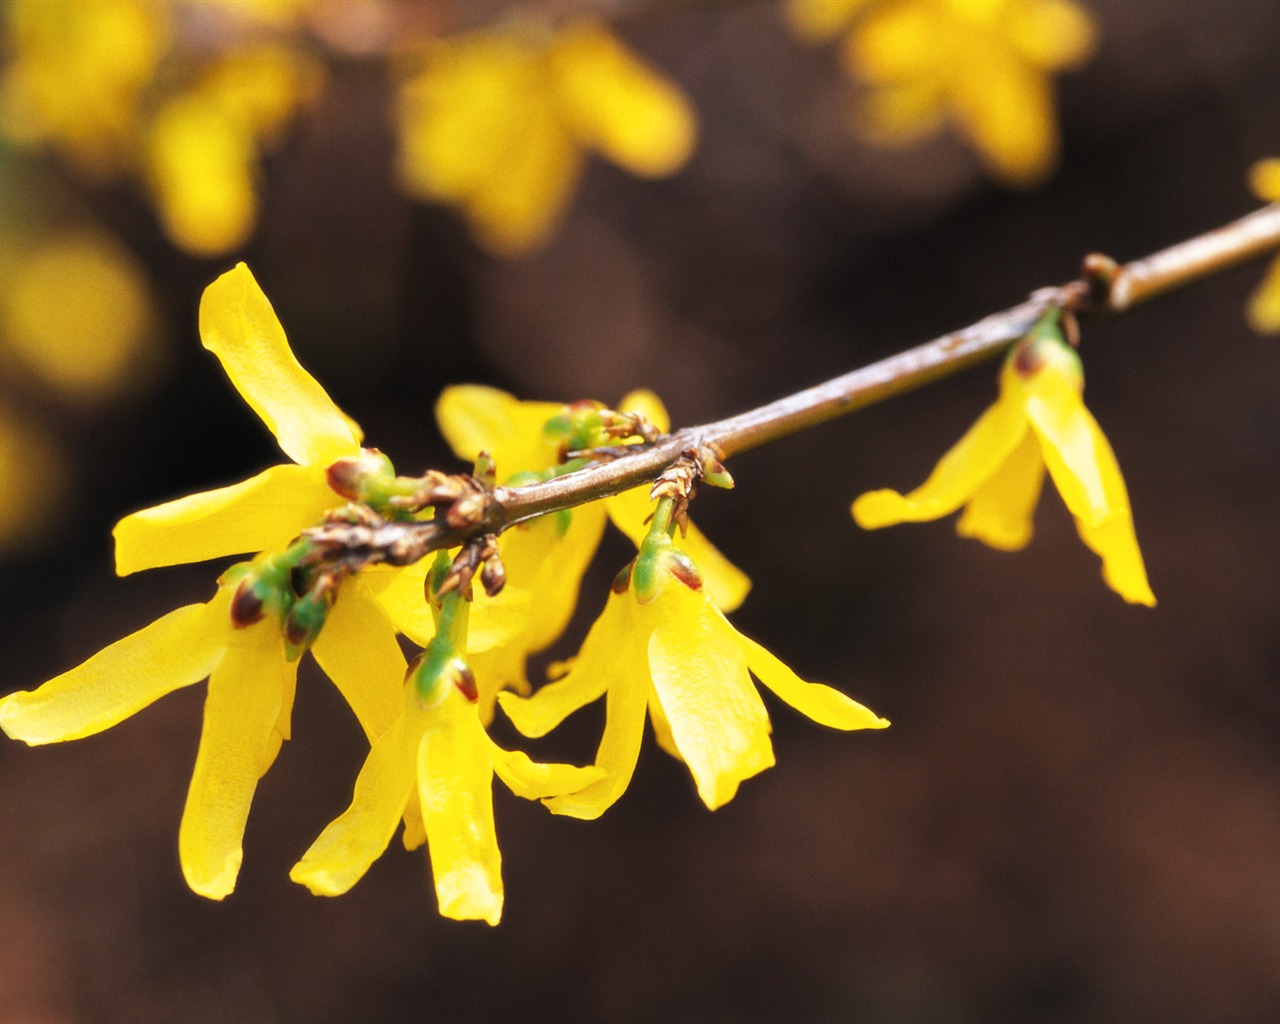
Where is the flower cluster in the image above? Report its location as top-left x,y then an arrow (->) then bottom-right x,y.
786,0 -> 1096,186
0,264 -> 886,924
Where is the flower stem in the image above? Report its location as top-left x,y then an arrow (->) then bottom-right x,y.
311,202 -> 1280,565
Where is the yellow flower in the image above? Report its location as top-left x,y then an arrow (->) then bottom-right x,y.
790,0 -> 1095,186
1246,158 -> 1280,333
0,0 -> 167,176
291,588 -> 600,925
375,385 -> 750,719
852,316 -> 1155,606
112,262 -> 364,575
499,549 -> 888,818
0,262 -> 407,897
395,17 -> 696,255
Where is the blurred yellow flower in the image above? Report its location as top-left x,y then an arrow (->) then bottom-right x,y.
500,546 -> 887,819
396,17 -> 696,254
0,0 -> 167,176
145,46 -> 323,255
0,407 -> 66,551
852,315 -> 1155,605
0,0 -> 321,254
788,0 -> 1095,185
1246,158 -> 1280,333
1,229 -> 158,399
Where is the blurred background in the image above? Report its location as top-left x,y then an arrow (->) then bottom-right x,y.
2,0 -> 1280,1021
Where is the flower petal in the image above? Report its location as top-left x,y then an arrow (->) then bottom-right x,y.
434,384 -> 565,480
0,597 -> 228,745
496,589 -> 625,739
418,689 -> 503,925
199,262 -> 362,467
647,582 -> 774,810
551,21 -> 696,178
737,625 -> 889,731
488,742 -> 603,800
1024,382 -> 1155,606
1247,255 -> 1280,334
853,389 -> 1030,529
179,619 -> 295,899
955,429 -> 1046,550
290,707 -> 419,896
113,462 -> 337,576
310,578 -> 406,742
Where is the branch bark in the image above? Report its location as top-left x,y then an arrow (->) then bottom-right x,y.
307,202 -> 1280,567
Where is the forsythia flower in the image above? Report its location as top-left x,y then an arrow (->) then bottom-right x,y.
852,313 -> 1155,606
373,385 -> 750,718
112,262 -> 363,575
1246,158 -> 1280,333
0,263 -> 407,897
500,533 -> 888,818
291,581 -> 600,925
395,17 -> 696,254
787,0 -> 1095,186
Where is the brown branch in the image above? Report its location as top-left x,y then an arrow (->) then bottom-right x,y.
305,202 -> 1280,568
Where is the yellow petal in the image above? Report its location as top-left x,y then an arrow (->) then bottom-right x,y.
179,620 -> 295,899
541,593 -> 651,819
488,742 -> 603,800
309,578 -> 406,742
146,93 -> 257,256
1247,255 -> 1280,334
784,0 -> 869,42
496,588 -> 625,739
1248,158 -> 1280,203
646,582 -> 774,810
0,597 -> 227,745
290,707 -> 419,896
434,384 -> 566,479
954,51 -> 1058,186
737,625 -> 889,731
646,691 -> 683,761
418,689 -> 503,925
955,429 -> 1046,550
1024,381 -> 1155,606
1006,0 -> 1096,70
199,263 -> 362,467
853,389 -> 1030,528
113,463 -> 337,576
551,21 -> 696,178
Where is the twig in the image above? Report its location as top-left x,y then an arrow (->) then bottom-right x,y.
305,202 -> 1280,567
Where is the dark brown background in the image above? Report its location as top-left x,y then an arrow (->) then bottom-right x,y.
3,2 -> 1280,1021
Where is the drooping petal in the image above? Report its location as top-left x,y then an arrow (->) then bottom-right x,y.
417,688 -> 503,925
852,389 -> 1030,528
737,626 -> 889,731
954,48 -> 1058,186
646,581 -> 774,810
550,21 -> 696,178
199,262 -> 362,467
488,742 -> 603,800
540,592 -> 651,819
1247,255 -> 1280,334
310,578 -> 406,742
955,429 -> 1046,550
434,384 -> 564,479
179,619 -> 295,900
497,588 -> 627,739
113,462 -> 336,576
1024,381 -> 1155,606
0,597 -> 228,745
290,707 -> 419,896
